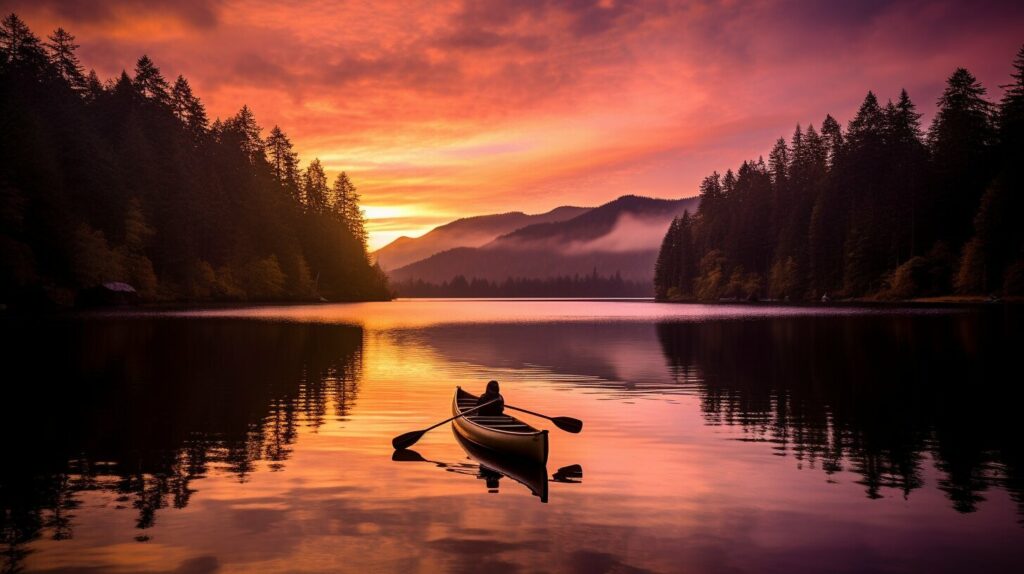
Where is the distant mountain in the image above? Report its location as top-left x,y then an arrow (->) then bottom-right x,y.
389,195 -> 699,285
372,206 -> 589,270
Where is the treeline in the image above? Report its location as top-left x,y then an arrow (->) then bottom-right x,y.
0,14 -> 391,307
394,271 -> 652,297
655,47 -> 1024,301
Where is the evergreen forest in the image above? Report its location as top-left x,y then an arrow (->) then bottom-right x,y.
655,47 -> 1024,302
0,14 -> 391,307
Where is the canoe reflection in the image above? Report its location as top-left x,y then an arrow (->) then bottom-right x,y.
391,433 -> 582,504
455,431 -> 551,502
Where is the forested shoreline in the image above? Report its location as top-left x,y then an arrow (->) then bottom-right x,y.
0,14 -> 391,308
393,271 -> 653,298
655,47 -> 1024,302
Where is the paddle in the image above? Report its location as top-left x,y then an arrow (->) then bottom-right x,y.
392,399 -> 499,450
505,405 -> 583,434
391,449 -> 429,462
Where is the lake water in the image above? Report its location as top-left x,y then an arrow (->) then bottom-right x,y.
2,300 -> 1023,573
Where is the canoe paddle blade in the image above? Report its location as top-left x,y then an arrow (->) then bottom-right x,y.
392,429 -> 425,450
551,416 -> 583,434
504,404 -> 584,434
392,448 -> 427,462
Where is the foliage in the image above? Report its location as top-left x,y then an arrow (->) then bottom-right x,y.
0,14 -> 391,306
394,270 -> 651,297
654,47 -> 1024,300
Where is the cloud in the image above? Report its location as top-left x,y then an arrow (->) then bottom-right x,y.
15,0 -> 224,29
563,212 -> 677,254
5,0 -> 1023,250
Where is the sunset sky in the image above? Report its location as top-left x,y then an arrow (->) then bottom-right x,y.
5,0 -> 1023,249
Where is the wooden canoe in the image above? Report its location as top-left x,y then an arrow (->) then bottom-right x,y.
452,387 -> 549,465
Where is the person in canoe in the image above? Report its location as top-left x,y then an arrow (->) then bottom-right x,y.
476,380 -> 505,415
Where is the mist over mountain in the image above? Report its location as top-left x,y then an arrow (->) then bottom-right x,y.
389,195 -> 699,286
372,206 -> 589,270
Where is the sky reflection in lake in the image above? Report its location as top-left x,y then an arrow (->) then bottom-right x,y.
2,301 -> 1022,573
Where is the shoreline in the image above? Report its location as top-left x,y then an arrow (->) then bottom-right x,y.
3,295 -> 1020,317
652,296 -> 1020,309
0,297 -> 393,316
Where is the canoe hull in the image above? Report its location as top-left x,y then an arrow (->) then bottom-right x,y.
452,387 -> 549,465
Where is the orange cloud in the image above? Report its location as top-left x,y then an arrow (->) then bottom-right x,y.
7,0 -> 1023,249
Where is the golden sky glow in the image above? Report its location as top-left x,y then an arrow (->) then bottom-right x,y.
6,0 -> 1023,249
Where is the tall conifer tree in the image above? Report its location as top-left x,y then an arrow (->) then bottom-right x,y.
133,55 -> 170,105
45,27 -> 84,89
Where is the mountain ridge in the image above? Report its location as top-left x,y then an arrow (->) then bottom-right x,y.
389,195 -> 699,284
372,206 -> 590,270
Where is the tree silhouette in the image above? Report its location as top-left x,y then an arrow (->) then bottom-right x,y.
656,50 -> 1022,300
927,68 -> 996,248
171,75 -> 208,139
44,27 -> 84,89
266,125 -> 301,199
0,15 -> 391,305
133,55 -> 170,106
303,158 -> 330,212
332,171 -> 367,248
0,13 -> 47,70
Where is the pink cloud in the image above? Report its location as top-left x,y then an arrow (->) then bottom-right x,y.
5,0 -> 1023,249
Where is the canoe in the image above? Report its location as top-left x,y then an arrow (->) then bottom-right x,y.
452,387 -> 549,465
452,430 -> 549,503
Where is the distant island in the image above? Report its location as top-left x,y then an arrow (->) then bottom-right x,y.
655,47 -> 1024,303
0,14 -> 391,309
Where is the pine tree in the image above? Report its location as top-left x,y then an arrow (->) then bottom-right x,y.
169,75 -> 208,140
654,217 -> 680,299
697,172 -> 725,251
45,27 -> 84,89
883,89 -> 928,262
927,68 -> 996,248
768,137 -> 789,186
722,168 -> 736,197
768,137 -> 789,251
0,13 -> 47,70
889,90 -> 924,143
113,69 -> 136,100
848,92 -> 886,146
332,171 -> 366,247
303,159 -> 329,212
958,45 -> 1024,294
675,211 -> 695,296
841,92 -> 890,294
84,69 -> 103,101
223,105 -> 266,165
133,55 -> 171,105
809,115 -> 845,296
820,114 -> 844,168
171,75 -> 190,118
184,89 -> 208,138
266,126 -> 301,197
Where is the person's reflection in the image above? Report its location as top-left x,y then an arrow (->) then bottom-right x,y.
479,466 -> 502,492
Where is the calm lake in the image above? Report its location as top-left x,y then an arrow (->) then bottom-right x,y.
2,300 -> 1023,573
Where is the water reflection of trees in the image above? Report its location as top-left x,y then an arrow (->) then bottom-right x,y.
0,319 -> 363,572
656,311 -> 1024,519
400,313 -> 1022,520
